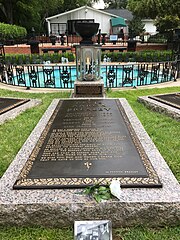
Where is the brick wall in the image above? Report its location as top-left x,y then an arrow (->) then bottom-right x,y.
136,44 -> 167,51
4,43 -> 168,55
5,46 -> 31,54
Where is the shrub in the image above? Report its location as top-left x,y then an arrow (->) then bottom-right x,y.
4,52 -> 75,65
101,50 -> 174,62
147,33 -> 167,43
0,22 -> 27,42
4,51 -> 173,65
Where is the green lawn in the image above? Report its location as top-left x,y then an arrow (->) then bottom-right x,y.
107,87 -> 180,181
0,226 -> 180,240
0,90 -> 71,177
0,87 -> 179,239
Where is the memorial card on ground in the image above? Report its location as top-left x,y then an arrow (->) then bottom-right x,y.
0,97 -> 30,115
14,99 -> 162,189
74,220 -> 112,240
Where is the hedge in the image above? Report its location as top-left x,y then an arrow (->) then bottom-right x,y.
4,51 -> 175,65
0,22 -> 27,42
101,50 -> 174,62
4,52 -> 75,65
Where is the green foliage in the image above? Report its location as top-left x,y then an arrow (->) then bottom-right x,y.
0,22 -> 27,42
155,15 -> 180,33
128,0 -> 180,33
106,87 -> 180,182
101,50 -> 174,62
128,0 -> 159,19
4,52 -> 75,64
0,87 -> 179,238
60,0 -> 97,12
0,226 -> 73,240
0,87 -> 179,182
128,16 -> 145,38
83,184 -> 112,202
4,51 -> 173,65
128,0 -> 180,19
0,225 -> 179,240
0,89 -> 71,177
0,0 -> 98,34
0,0 -> 42,32
104,0 -> 128,9
147,33 -> 167,43
114,226 -> 180,240
0,87 -> 180,240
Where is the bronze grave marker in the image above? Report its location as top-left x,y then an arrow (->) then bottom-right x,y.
14,99 -> 162,189
149,93 -> 180,110
0,98 -> 30,115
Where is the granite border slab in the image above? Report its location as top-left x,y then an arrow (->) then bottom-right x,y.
0,97 -> 42,125
138,94 -> 180,121
0,98 -> 179,227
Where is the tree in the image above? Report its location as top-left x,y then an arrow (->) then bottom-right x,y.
128,16 -> 145,38
0,0 -> 16,24
0,22 -> 27,42
0,0 -> 98,34
155,16 -> 180,33
127,0 -> 180,33
39,0 -> 97,34
127,0 -> 159,19
0,0 -> 41,30
104,0 -> 128,9
39,0 -> 98,33
61,0 -> 97,12
128,0 -> 180,19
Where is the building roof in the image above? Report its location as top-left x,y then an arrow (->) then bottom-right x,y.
102,9 -> 133,21
46,5 -> 121,21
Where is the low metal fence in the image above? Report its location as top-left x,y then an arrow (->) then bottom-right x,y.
0,61 -> 178,89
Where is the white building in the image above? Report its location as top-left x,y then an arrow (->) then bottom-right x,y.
142,19 -> 157,35
46,6 -> 157,40
46,5 -> 127,37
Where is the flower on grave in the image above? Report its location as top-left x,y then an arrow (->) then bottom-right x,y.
109,179 -> 122,200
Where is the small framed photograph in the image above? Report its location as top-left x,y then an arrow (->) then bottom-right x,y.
74,220 -> 112,240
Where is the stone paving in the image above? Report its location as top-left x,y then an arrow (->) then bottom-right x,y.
0,77 -> 179,93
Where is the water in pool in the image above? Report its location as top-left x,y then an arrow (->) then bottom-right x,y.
13,64 -> 173,89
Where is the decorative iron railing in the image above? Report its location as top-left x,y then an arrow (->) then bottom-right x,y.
0,61 -> 178,89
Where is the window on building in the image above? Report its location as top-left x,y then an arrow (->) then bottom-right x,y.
50,23 -> 67,35
67,19 -> 94,35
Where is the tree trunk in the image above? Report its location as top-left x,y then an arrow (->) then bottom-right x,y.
5,0 -> 13,24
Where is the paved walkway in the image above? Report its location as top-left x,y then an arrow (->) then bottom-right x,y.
0,79 -> 179,93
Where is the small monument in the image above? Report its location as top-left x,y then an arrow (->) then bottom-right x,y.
74,22 -> 104,97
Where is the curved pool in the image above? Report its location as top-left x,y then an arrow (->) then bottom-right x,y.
3,62 -> 178,89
